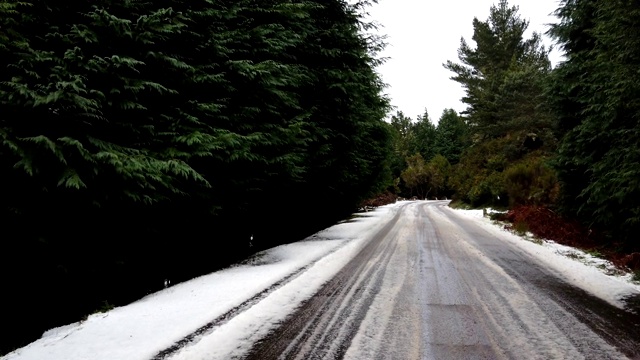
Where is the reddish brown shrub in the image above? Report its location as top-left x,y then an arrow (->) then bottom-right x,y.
360,191 -> 397,208
503,205 -> 595,247
501,205 -> 639,272
621,253 -> 640,271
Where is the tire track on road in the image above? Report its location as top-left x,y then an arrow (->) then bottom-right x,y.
244,203 -> 409,360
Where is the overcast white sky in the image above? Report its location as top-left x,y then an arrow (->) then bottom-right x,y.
364,0 -> 564,122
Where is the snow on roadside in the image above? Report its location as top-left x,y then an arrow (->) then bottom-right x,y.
170,202 -> 406,360
448,206 -> 640,309
2,202 -> 405,360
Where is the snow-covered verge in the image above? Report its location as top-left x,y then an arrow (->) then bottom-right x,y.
448,207 -> 640,310
1,202 -> 405,360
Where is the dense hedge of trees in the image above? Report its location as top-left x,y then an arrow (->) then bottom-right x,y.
549,0 -> 640,249
0,0 -> 391,353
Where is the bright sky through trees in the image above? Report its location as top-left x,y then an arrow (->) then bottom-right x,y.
365,0 -> 564,121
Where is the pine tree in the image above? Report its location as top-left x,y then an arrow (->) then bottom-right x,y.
412,109 -> 437,161
434,109 -> 469,165
444,0 -> 551,140
443,0 -> 556,208
549,0 -> 640,248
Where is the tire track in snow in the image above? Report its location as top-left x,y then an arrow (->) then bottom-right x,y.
244,203 -> 408,359
151,236 -> 362,359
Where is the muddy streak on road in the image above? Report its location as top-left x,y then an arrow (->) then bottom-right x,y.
246,201 -> 640,359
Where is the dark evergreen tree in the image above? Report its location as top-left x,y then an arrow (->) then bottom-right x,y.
387,109 -> 438,196
443,0 -> 557,208
434,109 -> 469,164
412,109 -> 437,161
255,0 -> 393,241
0,0 -> 391,353
549,0 -> 640,248
388,110 -> 415,178
444,0 -> 552,140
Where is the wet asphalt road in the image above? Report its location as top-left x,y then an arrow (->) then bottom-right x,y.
246,201 -> 640,360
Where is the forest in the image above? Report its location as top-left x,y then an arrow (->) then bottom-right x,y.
1,0 -> 639,355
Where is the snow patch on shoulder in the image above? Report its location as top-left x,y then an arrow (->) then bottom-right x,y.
2,201 -> 403,360
458,209 -> 484,218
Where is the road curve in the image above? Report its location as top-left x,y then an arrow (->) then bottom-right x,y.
246,201 -> 640,360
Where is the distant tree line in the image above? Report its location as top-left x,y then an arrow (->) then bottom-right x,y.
0,0 -> 391,353
386,109 -> 469,200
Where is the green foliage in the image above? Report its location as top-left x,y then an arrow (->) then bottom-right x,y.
388,111 -> 415,179
449,138 -> 509,207
0,0 -> 391,232
412,109 -> 437,161
504,156 -> 559,206
584,249 -> 604,259
427,154 -> 451,198
444,0 -> 552,141
450,138 -> 558,208
390,111 -> 414,140
441,0 -> 558,209
388,109 -> 445,197
388,108 -> 468,198
549,0 -> 640,248
434,109 -> 469,165
513,220 -> 530,236
400,153 -> 451,199
388,110 -> 437,173
95,300 -> 114,314
401,153 -> 430,199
